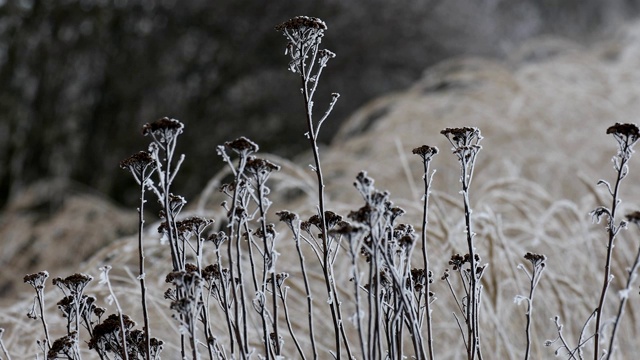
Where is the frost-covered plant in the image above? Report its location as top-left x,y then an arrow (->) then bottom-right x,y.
440,127 -> 484,360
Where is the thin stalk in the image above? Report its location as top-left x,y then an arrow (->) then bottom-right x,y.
300,66 -> 342,358
36,291 -> 52,350
215,246 -> 236,357
137,181 -> 152,360
461,181 -> 479,360
419,158 -> 436,360
101,267 -> 129,360
278,286 -> 306,360
293,227 -> 319,359
605,242 -> 640,359
524,276 -> 536,359
593,156 -> 626,359
256,178 -> 280,356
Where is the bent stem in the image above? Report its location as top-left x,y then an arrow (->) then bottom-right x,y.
0,329 -> 10,360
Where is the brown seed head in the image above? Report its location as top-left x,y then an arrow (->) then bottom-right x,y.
275,16 -> 327,31
412,145 -> 439,161
225,136 -> 259,154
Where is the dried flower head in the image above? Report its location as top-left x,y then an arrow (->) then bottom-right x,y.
329,221 -> 364,237
410,268 -> 427,293
224,136 -> 259,155
276,210 -> 299,228
441,269 -> 450,280
271,272 -> 289,288
348,204 -> 375,224
207,231 -> 229,247
441,127 -> 483,148
388,205 -> 406,224
48,332 -> 79,359
246,157 -> 280,181
524,252 -> 547,268
142,117 -> 184,143
177,216 -> 214,238
275,16 -> 327,31
276,16 -> 331,74
254,223 -> 277,240
607,123 -> 640,159
442,127 -> 483,186
52,273 -> 93,295
412,145 -> 439,162
168,193 -> 187,215
88,314 -> 136,354
120,151 -> 156,183
449,254 -> 465,271
24,271 -> 49,290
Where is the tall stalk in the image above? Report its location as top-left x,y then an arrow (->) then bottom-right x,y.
412,145 -> 439,360
591,123 -> 639,358
120,151 -> 157,360
276,16 -> 350,358
441,127 -> 483,360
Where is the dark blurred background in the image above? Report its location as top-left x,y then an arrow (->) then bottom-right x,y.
2,0 -> 640,208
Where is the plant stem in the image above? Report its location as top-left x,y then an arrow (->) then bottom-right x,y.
605,234 -> 640,359
299,65 -> 349,359
137,182 -> 151,360
419,158 -> 436,360
593,156 -> 627,359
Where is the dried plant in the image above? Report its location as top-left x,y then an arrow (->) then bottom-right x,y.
590,123 -> 640,359
276,15 -> 350,358
6,14 -> 640,360
440,127 -> 484,360
516,252 -> 547,360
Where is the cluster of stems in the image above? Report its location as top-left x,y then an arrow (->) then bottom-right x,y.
440,127 -> 484,360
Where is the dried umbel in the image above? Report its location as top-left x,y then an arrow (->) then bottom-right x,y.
607,122 -> 640,159
412,145 -> 439,162
275,16 -> 328,74
206,231 -> 228,248
275,16 -> 327,31
52,273 -> 93,296
88,314 -> 137,354
142,117 -> 184,144
246,157 -> 281,182
177,216 -> 214,238
48,331 -> 79,359
224,136 -> 259,156
24,271 -> 49,290
120,151 -> 156,184
275,210 -> 299,230
524,252 -> 547,268
441,127 -> 483,166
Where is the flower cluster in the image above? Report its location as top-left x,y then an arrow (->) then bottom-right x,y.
412,145 -> 439,162
142,117 -> 184,145
276,16 -> 332,76
24,271 -> 49,290
524,252 -> 547,268
120,151 -> 156,184
607,122 -> 640,160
